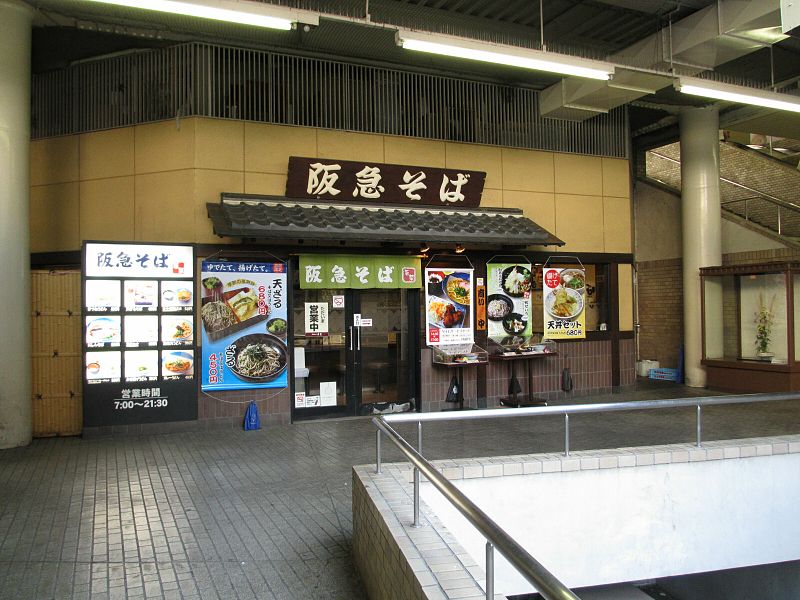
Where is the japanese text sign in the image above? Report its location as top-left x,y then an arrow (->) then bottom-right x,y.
542,266 -> 586,340
86,243 -> 193,278
305,302 -> 329,337
287,156 -> 486,208
299,255 -> 421,290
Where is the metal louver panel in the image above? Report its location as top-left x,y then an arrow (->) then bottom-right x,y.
32,42 -> 628,158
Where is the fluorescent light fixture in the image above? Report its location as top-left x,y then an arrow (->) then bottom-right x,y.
84,0 -> 319,30
676,77 -> 800,113
397,30 -> 614,81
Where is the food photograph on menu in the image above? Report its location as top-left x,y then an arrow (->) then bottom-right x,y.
487,262 -> 533,342
123,280 -> 158,311
85,280 -> 121,311
160,281 -> 193,312
200,261 -> 289,391
425,268 -> 474,345
123,315 -> 159,347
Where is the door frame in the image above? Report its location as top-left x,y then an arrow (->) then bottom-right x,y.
291,287 -> 420,421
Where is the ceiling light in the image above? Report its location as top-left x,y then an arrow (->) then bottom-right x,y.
454,244 -> 465,254
419,243 -> 430,254
675,77 -> 800,114
84,0 -> 318,30
397,30 -> 614,81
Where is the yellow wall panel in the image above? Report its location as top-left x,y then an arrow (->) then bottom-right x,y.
504,190 -> 556,236
618,263 -> 634,331
603,196 -> 632,253
194,169 -> 245,243
480,188 -> 503,208
501,148 -> 554,192
602,157 -> 630,198
30,183 -> 80,252
135,169 -> 195,242
244,172 -> 286,195
134,119 -> 195,174
79,128 -> 134,180
195,118 -> 244,171
445,142 -> 502,190
384,136 -> 446,168
317,129 -> 384,163
30,137 -> 79,186
554,193 -> 604,252
554,153 -> 603,196
80,177 -> 135,242
244,123 -> 317,174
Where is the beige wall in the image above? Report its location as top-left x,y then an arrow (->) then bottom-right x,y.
30,117 -> 632,254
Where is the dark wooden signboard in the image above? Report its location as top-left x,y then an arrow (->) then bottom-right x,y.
286,156 -> 486,208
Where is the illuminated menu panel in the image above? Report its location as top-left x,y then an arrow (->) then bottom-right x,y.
82,242 -> 197,427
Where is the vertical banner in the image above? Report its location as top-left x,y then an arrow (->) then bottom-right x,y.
542,266 -> 586,339
486,262 -> 533,339
200,261 -> 288,391
425,268 -> 473,345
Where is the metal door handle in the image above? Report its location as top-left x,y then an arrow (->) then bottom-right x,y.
357,326 -> 361,351
349,326 -> 354,350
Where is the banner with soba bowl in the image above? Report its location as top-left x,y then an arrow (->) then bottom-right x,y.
486,261 -> 533,342
200,261 -> 289,391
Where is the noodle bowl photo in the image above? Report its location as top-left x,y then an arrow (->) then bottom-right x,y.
228,333 -> 288,383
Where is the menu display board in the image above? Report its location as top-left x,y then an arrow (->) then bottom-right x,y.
82,242 -> 197,427
200,261 -> 289,391
425,268 -> 474,346
486,262 -> 533,341
542,266 -> 587,339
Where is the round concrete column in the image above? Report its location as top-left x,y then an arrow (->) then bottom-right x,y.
0,0 -> 33,448
679,106 -> 722,388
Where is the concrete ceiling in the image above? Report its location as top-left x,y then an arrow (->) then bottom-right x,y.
24,0 -> 800,146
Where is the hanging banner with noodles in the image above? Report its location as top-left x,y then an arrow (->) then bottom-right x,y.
486,261 -> 533,340
542,266 -> 586,339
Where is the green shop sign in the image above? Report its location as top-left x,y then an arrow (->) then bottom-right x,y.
299,255 -> 421,289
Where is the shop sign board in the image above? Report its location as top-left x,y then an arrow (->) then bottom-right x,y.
299,255 -> 421,289
486,262 -> 533,339
82,242 -> 197,427
305,302 -> 329,337
287,156 -> 486,207
425,268 -> 474,346
200,261 -> 289,391
542,266 -> 587,339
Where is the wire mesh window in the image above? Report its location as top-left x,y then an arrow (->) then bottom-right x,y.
32,41 -> 627,158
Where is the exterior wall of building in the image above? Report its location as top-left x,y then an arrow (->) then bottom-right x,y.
29,117 -> 632,253
634,180 -> 795,371
30,117 -> 633,426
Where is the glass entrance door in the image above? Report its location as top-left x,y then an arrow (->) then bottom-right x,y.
292,287 -> 416,419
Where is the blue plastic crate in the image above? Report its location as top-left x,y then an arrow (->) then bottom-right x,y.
648,368 -> 680,382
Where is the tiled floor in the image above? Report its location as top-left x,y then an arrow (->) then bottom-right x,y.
2,380 -> 800,600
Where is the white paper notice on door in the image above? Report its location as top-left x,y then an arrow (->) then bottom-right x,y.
320,381 -> 337,406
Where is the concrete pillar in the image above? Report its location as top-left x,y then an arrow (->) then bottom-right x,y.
0,0 -> 33,448
680,106 -> 722,388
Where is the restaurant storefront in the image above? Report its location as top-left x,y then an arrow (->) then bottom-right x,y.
30,116 -> 635,434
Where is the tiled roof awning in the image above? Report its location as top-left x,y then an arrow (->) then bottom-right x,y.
208,194 -> 563,247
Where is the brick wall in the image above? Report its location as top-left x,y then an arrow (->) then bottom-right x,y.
636,258 -> 684,369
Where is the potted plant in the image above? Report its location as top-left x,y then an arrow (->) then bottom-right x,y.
754,293 -> 775,361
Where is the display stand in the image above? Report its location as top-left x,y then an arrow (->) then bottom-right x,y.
431,344 -> 488,410
488,337 -> 556,407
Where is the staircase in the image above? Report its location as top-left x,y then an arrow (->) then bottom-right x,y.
643,141 -> 800,246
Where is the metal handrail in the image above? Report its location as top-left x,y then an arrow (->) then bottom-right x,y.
648,150 -> 800,214
372,417 -> 581,600
372,391 -> 800,599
